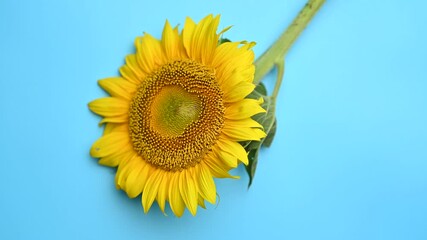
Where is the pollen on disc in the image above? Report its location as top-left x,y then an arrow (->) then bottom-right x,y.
150,86 -> 202,137
129,60 -> 225,171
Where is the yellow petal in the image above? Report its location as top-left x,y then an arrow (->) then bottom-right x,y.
204,155 -> 239,179
133,37 -> 148,73
175,25 -> 187,58
212,42 -> 255,81
169,173 -> 185,217
225,98 -> 266,120
142,169 -> 163,213
119,64 -> 141,85
217,149 -> 238,168
98,148 -> 132,167
184,15 -> 220,64
90,132 -> 130,158
224,118 -> 263,129
136,33 -> 165,74
212,42 -> 240,71
179,170 -> 198,216
125,160 -> 150,198
193,14 -> 220,64
126,161 -> 151,193
222,126 -> 266,141
242,64 -> 255,82
98,154 -> 120,167
115,155 -> 138,190
103,123 -> 128,135
98,116 -> 128,124
224,81 -> 255,103
162,20 -> 180,60
217,138 -> 248,165
218,25 -> 232,36
156,172 -> 170,214
182,17 -> 196,59
125,54 -> 146,81
88,97 -> 128,118
219,65 -> 255,91
198,195 -> 206,209
197,163 -> 216,204
98,77 -> 135,100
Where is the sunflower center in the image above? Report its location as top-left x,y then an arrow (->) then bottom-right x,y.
150,86 -> 202,137
129,60 -> 224,171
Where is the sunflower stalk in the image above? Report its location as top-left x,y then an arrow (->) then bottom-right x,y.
254,0 -> 326,84
245,0 -> 325,187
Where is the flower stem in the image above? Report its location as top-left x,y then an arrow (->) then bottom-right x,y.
254,0 -> 325,85
272,59 -> 285,100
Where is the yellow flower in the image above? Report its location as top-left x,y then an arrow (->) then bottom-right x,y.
88,14 -> 266,217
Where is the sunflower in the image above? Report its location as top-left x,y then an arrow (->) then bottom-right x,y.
89,14 -> 266,217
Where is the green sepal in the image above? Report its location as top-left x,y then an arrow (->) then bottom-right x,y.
242,82 -> 277,187
262,118 -> 277,147
245,148 -> 260,188
218,38 -> 231,45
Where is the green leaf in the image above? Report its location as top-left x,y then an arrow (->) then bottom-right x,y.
243,94 -> 277,187
247,82 -> 267,100
243,96 -> 276,149
254,82 -> 268,96
245,148 -> 260,188
262,118 -> 277,147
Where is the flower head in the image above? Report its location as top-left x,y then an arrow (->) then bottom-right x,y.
89,14 -> 266,217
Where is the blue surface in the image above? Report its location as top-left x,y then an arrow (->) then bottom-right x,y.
1,0 -> 426,239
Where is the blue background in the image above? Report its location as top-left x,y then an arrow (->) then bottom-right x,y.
1,0 -> 426,239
